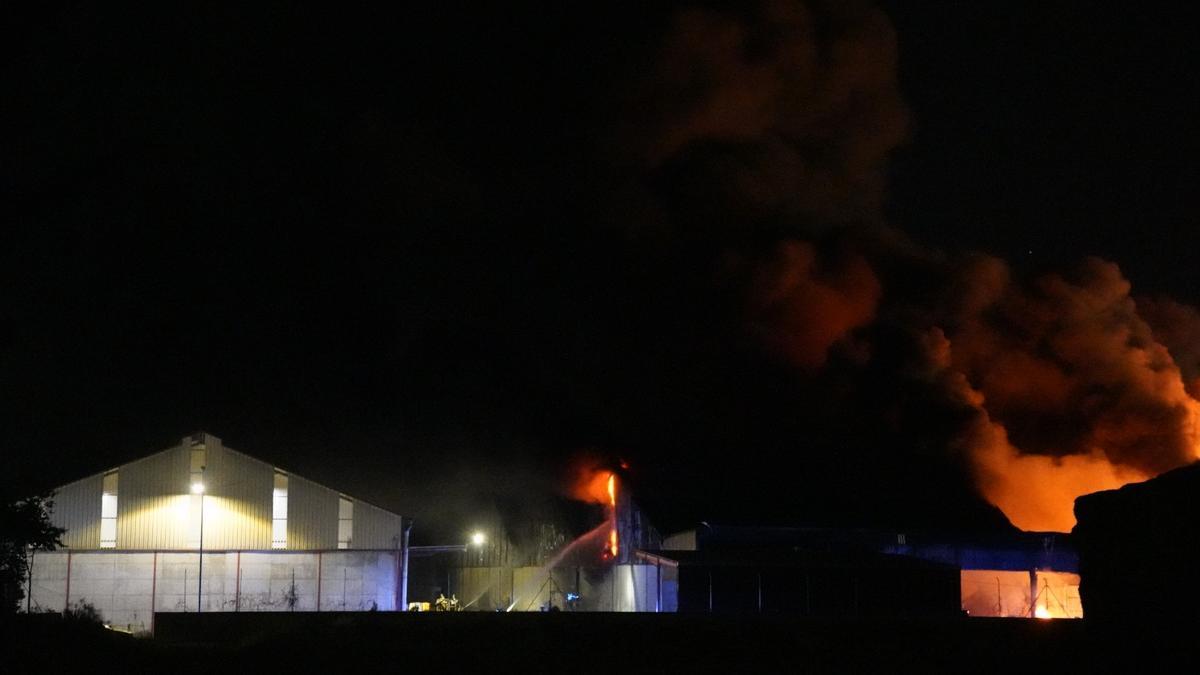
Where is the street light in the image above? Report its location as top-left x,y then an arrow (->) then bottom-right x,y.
193,476 -> 205,613
443,532 -> 487,599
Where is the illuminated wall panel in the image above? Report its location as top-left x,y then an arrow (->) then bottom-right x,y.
47,433 -> 400,552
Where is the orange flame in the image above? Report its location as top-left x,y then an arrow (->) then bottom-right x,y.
567,460 -> 620,560
571,463 -> 616,506
607,473 -> 619,558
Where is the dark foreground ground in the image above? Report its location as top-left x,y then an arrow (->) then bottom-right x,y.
0,611 -> 1181,674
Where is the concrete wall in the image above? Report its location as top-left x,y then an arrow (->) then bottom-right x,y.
23,549 -> 402,633
46,433 -> 402,552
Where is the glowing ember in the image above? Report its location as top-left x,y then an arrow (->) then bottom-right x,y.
1034,605 -> 1052,620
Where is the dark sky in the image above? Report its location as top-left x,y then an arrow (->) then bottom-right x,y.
884,1 -> 1199,296
4,2 -> 1198,541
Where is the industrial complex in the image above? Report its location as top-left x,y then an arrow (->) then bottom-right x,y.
23,432 -> 1081,630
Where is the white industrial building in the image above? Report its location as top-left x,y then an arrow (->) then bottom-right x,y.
23,432 -> 407,632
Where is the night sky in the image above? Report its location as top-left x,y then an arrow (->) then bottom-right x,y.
5,2 -> 1198,542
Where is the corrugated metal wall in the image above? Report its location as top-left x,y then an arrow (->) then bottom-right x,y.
352,500 -> 403,549
50,474 -> 104,549
206,445 -> 272,549
287,473 -> 339,549
46,433 -> 402,552
118,443 -> 191,549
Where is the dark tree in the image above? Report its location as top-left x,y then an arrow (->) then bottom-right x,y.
0,493 -> 65,613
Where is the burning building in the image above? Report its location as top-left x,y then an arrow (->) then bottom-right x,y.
439,467 -> 1077,619
439,460 -> 1083,618
21,433 -> 408,632
430,468 -> 671,612
649,525 -> 1079,618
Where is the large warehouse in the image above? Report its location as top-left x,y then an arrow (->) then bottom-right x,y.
24,433 -> 407,632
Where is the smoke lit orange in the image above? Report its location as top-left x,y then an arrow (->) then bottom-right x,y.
940,259 -> 1200,532
568,461 -> 621,560
571,463 -> 616,505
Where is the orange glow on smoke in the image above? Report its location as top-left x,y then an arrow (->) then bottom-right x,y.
972,436 -> 1150,533
747,241 -> 882,370
572,464 -> 616,506
922,290 -> 1200,534
569,462 -> 620,560
958,361 -> 1196,532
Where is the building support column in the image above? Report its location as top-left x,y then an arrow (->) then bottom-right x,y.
393,546 -> 401,611
1029,570 -> 1038,618
63,551 -> 72,612
150,552 -> 158,635
26,548 -> 34,613
235,551 -> 241,612
400,520 -> 412,610
656,559 -> 661,613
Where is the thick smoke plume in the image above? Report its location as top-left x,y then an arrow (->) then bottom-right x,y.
950,258 -> 1200,476
922,255 -> 1200,530
619,0 -> 908,228
744,241 -> 881,369
613,0 -> 1200,531
1139,297 -> 1200,400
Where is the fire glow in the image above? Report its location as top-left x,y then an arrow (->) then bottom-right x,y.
607,473 -> 618,559
569,462 -> 619,561
855,263 -> 1200,533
